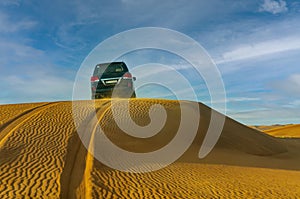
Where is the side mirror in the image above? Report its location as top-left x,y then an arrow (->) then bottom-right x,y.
133,77 -> 136,81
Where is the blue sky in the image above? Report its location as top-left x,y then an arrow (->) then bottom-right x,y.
0,0 -> 299,125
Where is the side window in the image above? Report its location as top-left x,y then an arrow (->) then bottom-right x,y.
93,65 -> 105,76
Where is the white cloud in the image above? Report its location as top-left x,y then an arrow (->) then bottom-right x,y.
226,97 -> 260,102
229,107 -> 300,125
201,97 -> 260,106
0,38 -> 74,104
0,13 -> 37,33
0,0 -> 21,6
259,0 -> 288,14
0,41 -> 44,60
0,65 -> 75,104
288,100 -> 300,107
271,74 -> 300,97
216,36 -> 300,64
133,63 -> 193,79
4,75 -> 73,97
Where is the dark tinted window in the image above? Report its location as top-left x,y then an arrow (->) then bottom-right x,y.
93,62 -> 128,76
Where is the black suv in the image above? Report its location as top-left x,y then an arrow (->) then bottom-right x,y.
90,62 -> 136,99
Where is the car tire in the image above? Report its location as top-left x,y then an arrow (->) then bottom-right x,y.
131,92 -> 136,98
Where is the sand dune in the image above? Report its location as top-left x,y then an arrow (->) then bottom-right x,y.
0,99 -> 300,198
262,124 -> 300,138
90,162 -> 300,198
0,102 -> 47,127
0,102 -> 75,198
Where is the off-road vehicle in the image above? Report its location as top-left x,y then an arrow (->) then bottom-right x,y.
90,62 -> 136,99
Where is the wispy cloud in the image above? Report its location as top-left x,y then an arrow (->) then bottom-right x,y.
3,74 -> 73,99
229,107 -> 300,125
286,100 -> 300,108
226,97 -> 260,102
215,36 -> 300,64
0,13 -> 37,33
0,0 -> 21,6
0,11 -> 74,104
230,73 -> 300,124
0,0 -> 299,125
271,74 -> 300,97
259,0 -> 288,14
0,43 -> 74,103
0,41 -> 44,62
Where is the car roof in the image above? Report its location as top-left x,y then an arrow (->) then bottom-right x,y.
96,62 -> 126,67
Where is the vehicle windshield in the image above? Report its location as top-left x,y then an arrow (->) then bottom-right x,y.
94,63 -> 128,76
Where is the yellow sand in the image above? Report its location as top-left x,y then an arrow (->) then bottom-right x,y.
0,102 -> 47,127
263,124 -> 300,138
0,99 -> 300,198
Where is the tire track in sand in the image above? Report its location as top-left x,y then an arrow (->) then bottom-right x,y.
0,102 -> 59,148
0,101 -> 90,198
0,102 -> 64,198
0,102 -> 47,128
60,100 -> 111,199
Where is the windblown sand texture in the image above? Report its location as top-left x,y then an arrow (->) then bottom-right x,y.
263,124 -> 300,138
0,99 -> 300,198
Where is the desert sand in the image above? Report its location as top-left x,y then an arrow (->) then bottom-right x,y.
261,124 -> 300,138
0,99 -> 300,198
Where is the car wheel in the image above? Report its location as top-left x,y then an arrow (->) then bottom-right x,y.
131,92 -> 136,98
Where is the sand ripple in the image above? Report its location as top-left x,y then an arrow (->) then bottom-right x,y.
0,102 -> 77,198
0,99 -> 299,198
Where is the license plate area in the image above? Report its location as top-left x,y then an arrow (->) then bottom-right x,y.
102,78 -> 119,85
106,80 -> 118,84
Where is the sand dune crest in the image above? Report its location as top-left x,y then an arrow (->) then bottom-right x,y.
0,99 -> 299,198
